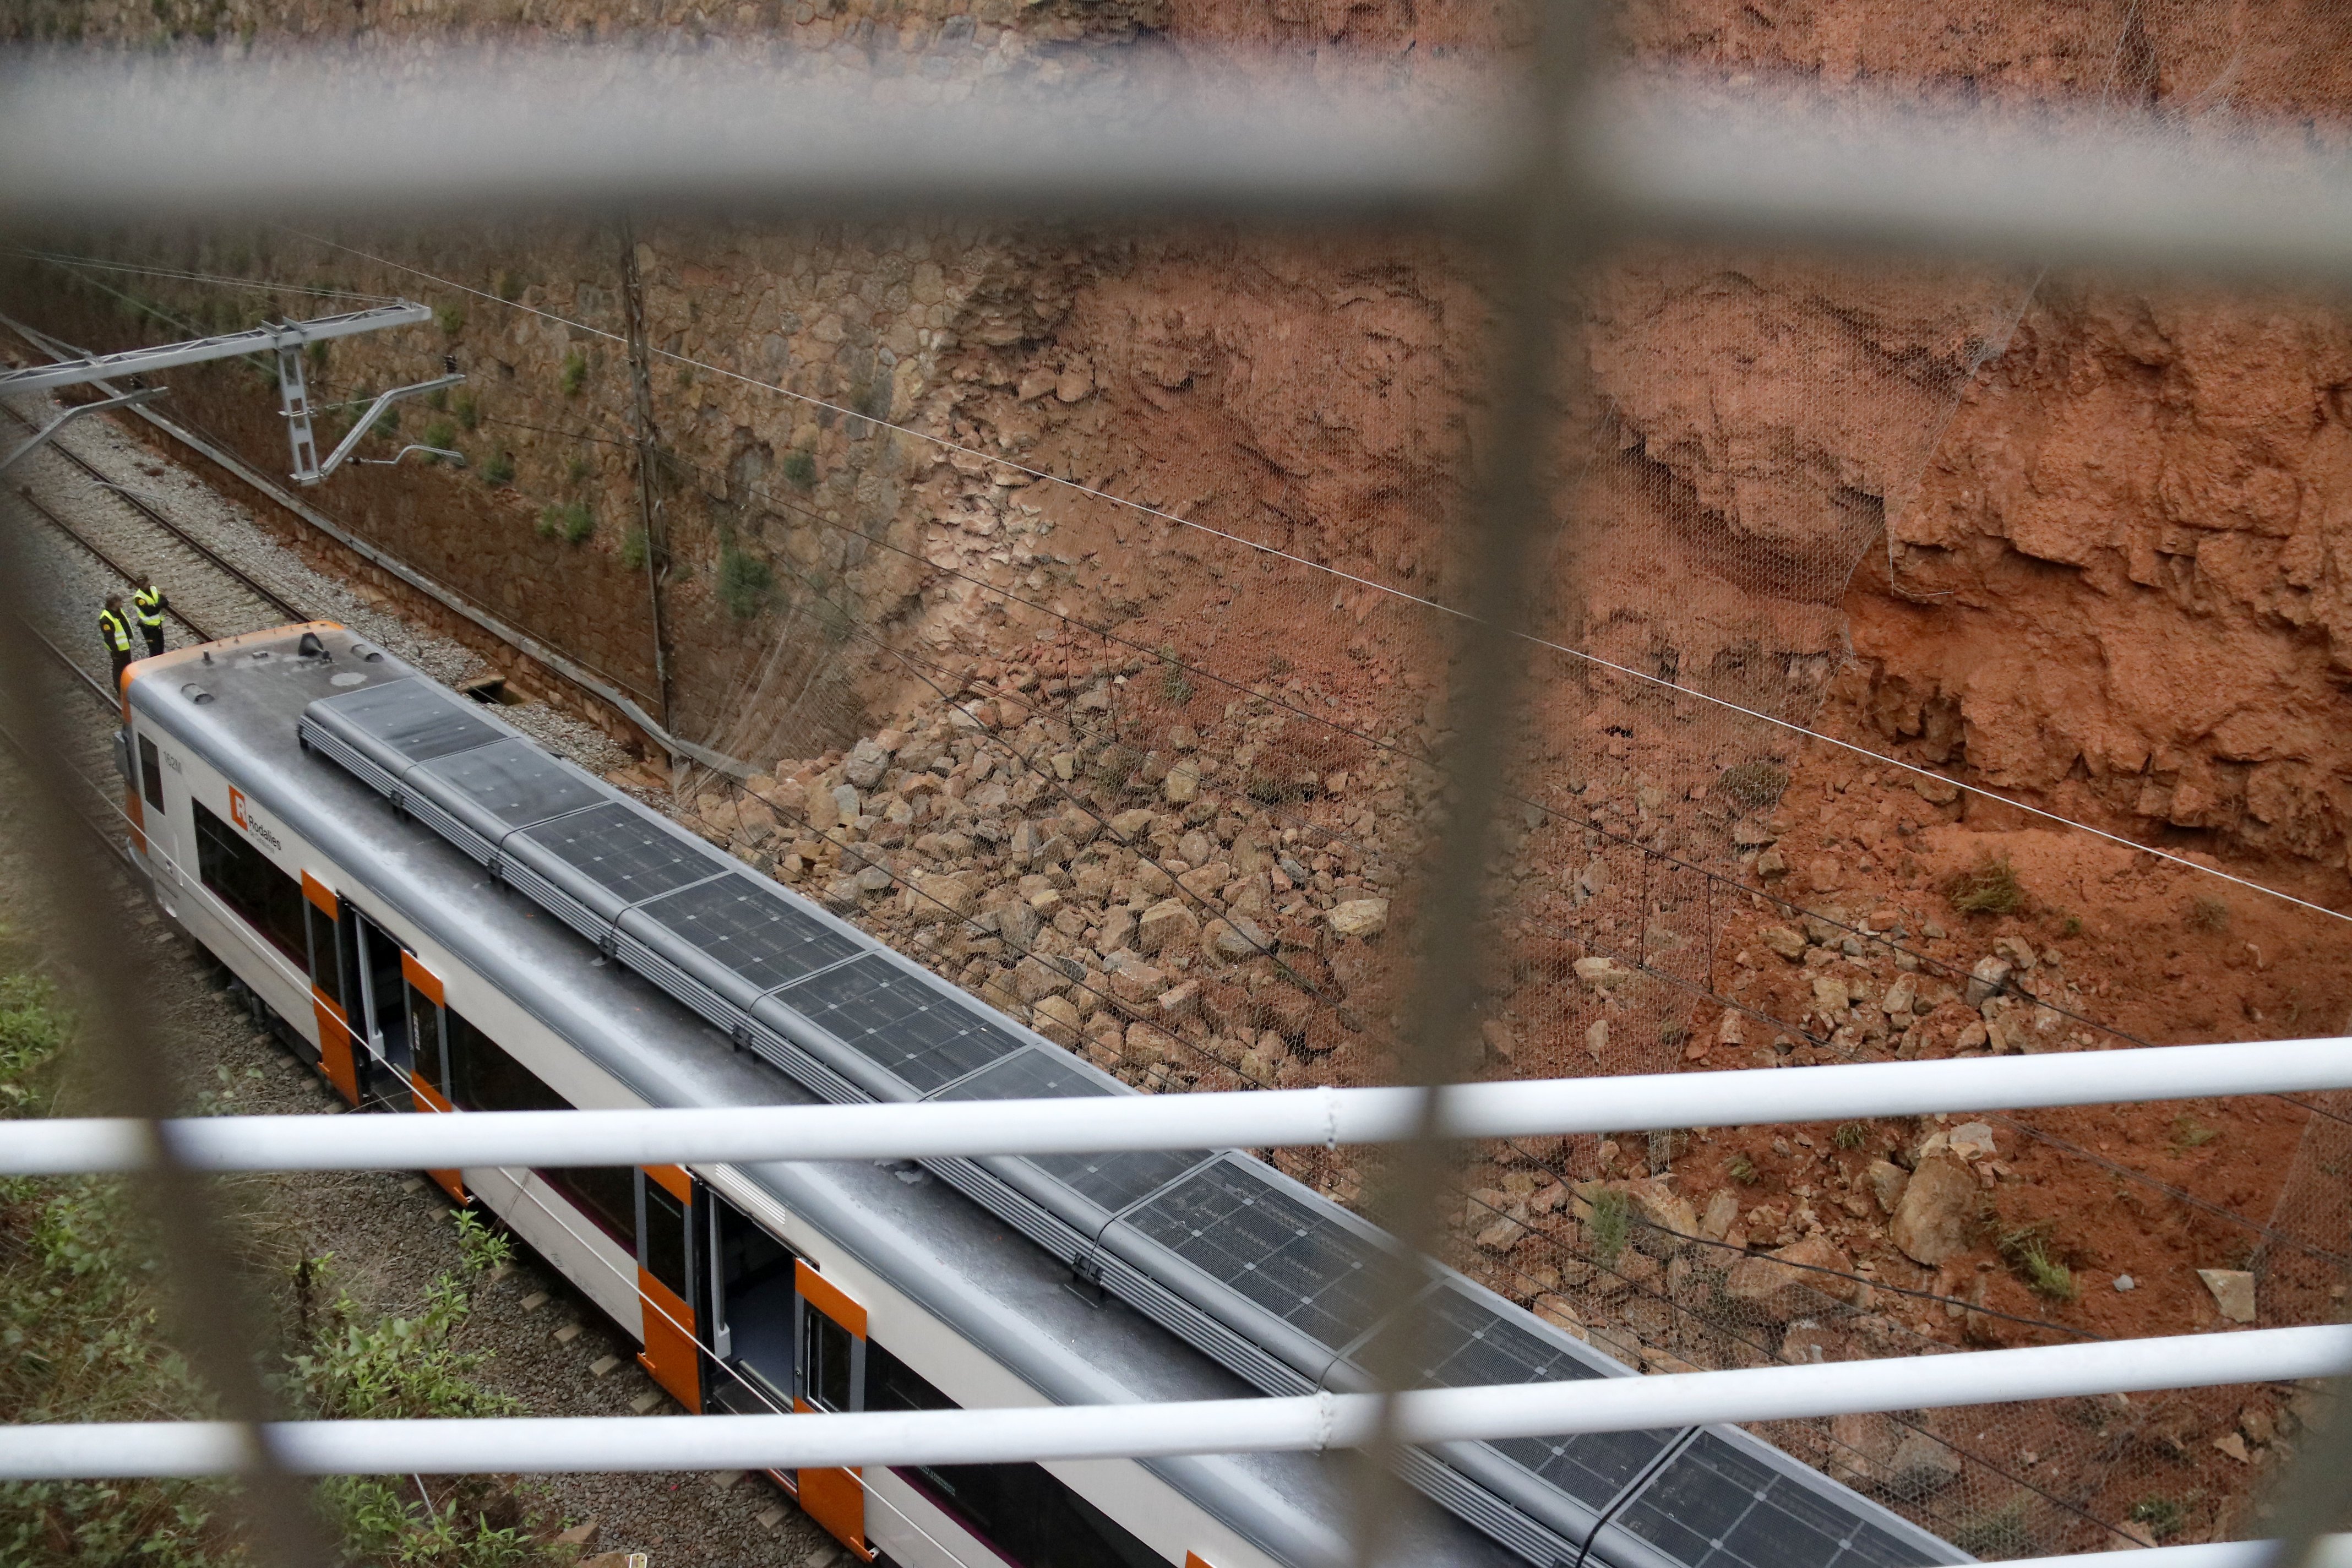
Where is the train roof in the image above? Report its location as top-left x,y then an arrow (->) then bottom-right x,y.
126,623 -> 1519,1568
130,624 -> 1968,1568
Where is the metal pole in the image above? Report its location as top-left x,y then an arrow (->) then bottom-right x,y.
1348,1 -> 1591,1561
619,216 -> 675,732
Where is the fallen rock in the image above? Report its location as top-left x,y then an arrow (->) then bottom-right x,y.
1965,956 -> 2013,1008
1625,1180 -> 1699,1256
1031,994 -> 1081,1047
1162,763 -> 1200,804
1912,775 -> 1961,805
2199,1267 -> 2257,1323
843,737 -> 892,790
1865,1159 -> 1910,1215
1810,974 -> 1851,1013
1204,916 -> 1273,961
2214,1431 -> 2251,1463
1758,925 -> 1806,961
1700,1188 -> 1741,1242
1723,1234 -> 1856,1318
1136,899 -> 1200,955
1326,898 -> 1390,941
1573,956 -> 1632,993
1890,1153 -> 1978,1265
1946,1121 -> 1999,1161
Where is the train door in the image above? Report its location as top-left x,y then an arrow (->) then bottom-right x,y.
300,874 -> 359,1104
708,1189 -> 798,1416
134,734 -> 178,917
637,1167 -> 703,1413
796,1259 -> 873,1561
399,954 -> 466,1203
347,907 -> 413,1092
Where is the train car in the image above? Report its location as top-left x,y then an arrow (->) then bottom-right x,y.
112,622 -> 1968,1568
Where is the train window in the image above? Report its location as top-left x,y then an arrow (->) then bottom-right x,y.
306,903 -> 344,1011
193,801 -> 308,967
408,984 -> 447,1096
801,1305 -> 854,1414
642,1179 -> 690,1302
137,736 -> 164,811
545,1165 -> 638,1253
865,1342 -> 1164,1568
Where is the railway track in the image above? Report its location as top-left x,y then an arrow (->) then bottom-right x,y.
1,399 -> 308,627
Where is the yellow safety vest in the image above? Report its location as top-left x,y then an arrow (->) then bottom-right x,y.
132,585 -> 165,629
98,608 -> 130,653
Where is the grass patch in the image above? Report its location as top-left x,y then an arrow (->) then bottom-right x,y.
1586,1186 -> 1630,1267
1952,1502 -> 2033,1560
1834,1121 -> 1869,1151
478,450 -> 514,488
434,301 -> 467,336
2186,897 -> 2229,933
619,529 -> 649,571
1728,1154 -> 1759,1186
493,269 -> 524,302
1158,646 -> 1194,707
559,350 -> 587,398
1946,854 -> 2025,917
717,544 -> 774,618
424,387 -> 449,412
565,455 -> 590,485
1994,1219 -> 2079,1302
2130,1497 -> 2187,1541
782,449 -> 818,489
1718,759 -> 1790,809
536,502 -> 591,544
455,393 -> 480,433
422,420 -> 459,461
2170,1113 -> 2220,1152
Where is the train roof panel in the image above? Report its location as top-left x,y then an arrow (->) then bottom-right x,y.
257,629 -> 1969,1568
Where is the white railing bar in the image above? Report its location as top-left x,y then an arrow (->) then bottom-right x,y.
2,1324 -> 2342,1479
1982,1541 -> 2352,1568
2,53 -> 2351,278
8,1036 -> 2349,1176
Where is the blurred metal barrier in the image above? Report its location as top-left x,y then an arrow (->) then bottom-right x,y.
5,9 -> 2352,1568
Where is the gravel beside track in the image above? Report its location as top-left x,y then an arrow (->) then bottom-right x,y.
1,395 -> 841,1567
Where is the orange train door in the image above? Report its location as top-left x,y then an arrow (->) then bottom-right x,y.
299,873 -> 359,1106
637,1167 -> 704,1414
795,1259 -> 874,1561
398,951 -> 467,1204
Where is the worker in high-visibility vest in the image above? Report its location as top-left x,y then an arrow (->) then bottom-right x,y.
98,594 -> 133,688
130,573 -> 168,658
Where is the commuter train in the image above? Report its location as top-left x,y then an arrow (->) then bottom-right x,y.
112,622 -> 1966,1568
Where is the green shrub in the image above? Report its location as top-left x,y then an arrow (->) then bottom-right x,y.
479,450 -> 514,487
782,449 -> 818,489
434,301 -> 467,336
1994,1219 -> 2079,1302
1952,1502 -> 2032,1560
2187,897 -> 2229,933
567,455 -> 591,484
2130,1497 -> 2187,1540
1834,1122 -> 1868,1151
717,545 -> 774,618
422,419 -> 459,461
1728,1154 -> 1758,1186
1587,1186 -> 1631,1267
1947,854 -> 2024,917
559,350 -> 587,398
424,386 -> 449,412
493,269 -> 524,302
536,502 -> 591,543
619,529 -> 649,571
455,393 -> 481,432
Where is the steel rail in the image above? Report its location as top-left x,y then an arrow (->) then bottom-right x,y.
5,484 -> 222,644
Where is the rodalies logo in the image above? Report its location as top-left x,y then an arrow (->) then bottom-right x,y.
228,787 -> 284,853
